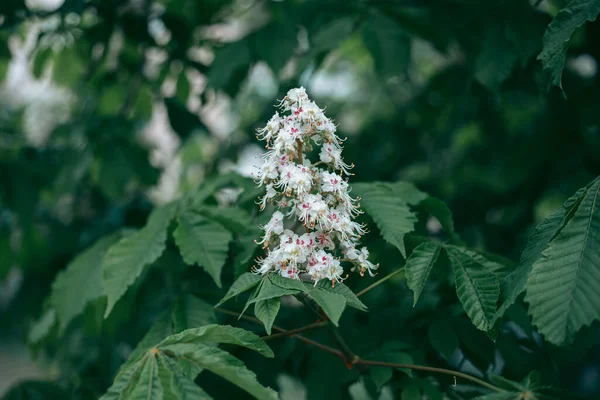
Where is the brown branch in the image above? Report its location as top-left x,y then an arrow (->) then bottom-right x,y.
214,307 -> 505,393
355,359 -> 504,393
215,307 -> 342,358
261,321 -> 328,341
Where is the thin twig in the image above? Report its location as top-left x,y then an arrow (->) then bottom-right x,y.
261,321 -> 328,341
355,360 -> 504,393
215,307 -> 342,358
214,307 -> 505,393
355,268 -> 405,297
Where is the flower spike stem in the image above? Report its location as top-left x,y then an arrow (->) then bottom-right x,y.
355,267 -> 405,297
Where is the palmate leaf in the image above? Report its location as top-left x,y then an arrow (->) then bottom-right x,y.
103,202 -> 179,318
174,210 -> 233,288
352,182 -> 422,258
50,232 -> 125,334
538,0 -> 600,89
525,178 -> 600,345
405,241 -> 442,305
446,246 -> 500,331
102,325 -> 276,400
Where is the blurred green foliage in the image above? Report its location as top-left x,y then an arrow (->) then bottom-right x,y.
1,0 -> 600,399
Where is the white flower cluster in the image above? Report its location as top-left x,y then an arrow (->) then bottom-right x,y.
252,87 -> 378,286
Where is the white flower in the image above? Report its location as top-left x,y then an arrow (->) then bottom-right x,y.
252,88 -> 376,285
257,211 -> 285,246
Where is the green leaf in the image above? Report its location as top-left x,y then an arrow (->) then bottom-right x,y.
101,358 -> 145,400
446,246 -> 500,331
254,298 -> 280,335
196,206 -> 252,233
314,280 -> 368,312
363,10 -> 411,79
248,279 -> 302,305
352,182 -> 419,257
268,274 -> 307,291
405,241 -> 442,305
28,308 -> 56,344
159,343 -> 278,400
156,325 -> 274,358
158,353 -> 213,400
215,272 -> 262,307
538,0 -> 600,89
174,210 -> 233,288
428,319 -> 458,360
308,287 -> 347,326
50,232 -> 124,334
495,184 -> 590,321
128,355 -> 163,399
525,178 -> 600,345
103,202 -> 179,318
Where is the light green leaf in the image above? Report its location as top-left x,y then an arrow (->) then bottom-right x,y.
174,210 -> 233,288
215,272 -> 262,307
308,287 -> 347,326
538,0 -> 600,89
525,178 -> 600,345
352,182 -> 419,257
51,232 -> 124,334
197,206 -> 252,233
446,246 -> 500,331
405,241 -> 442,305
103,202 -> 179,318
28,308 -> 56,344
254,298 -> 280,335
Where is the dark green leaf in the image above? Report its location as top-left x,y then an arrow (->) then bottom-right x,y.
174,210 -> 232,288
405,241 -> 442,305
103,202 -> 179,318
538,0 -> 600,89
